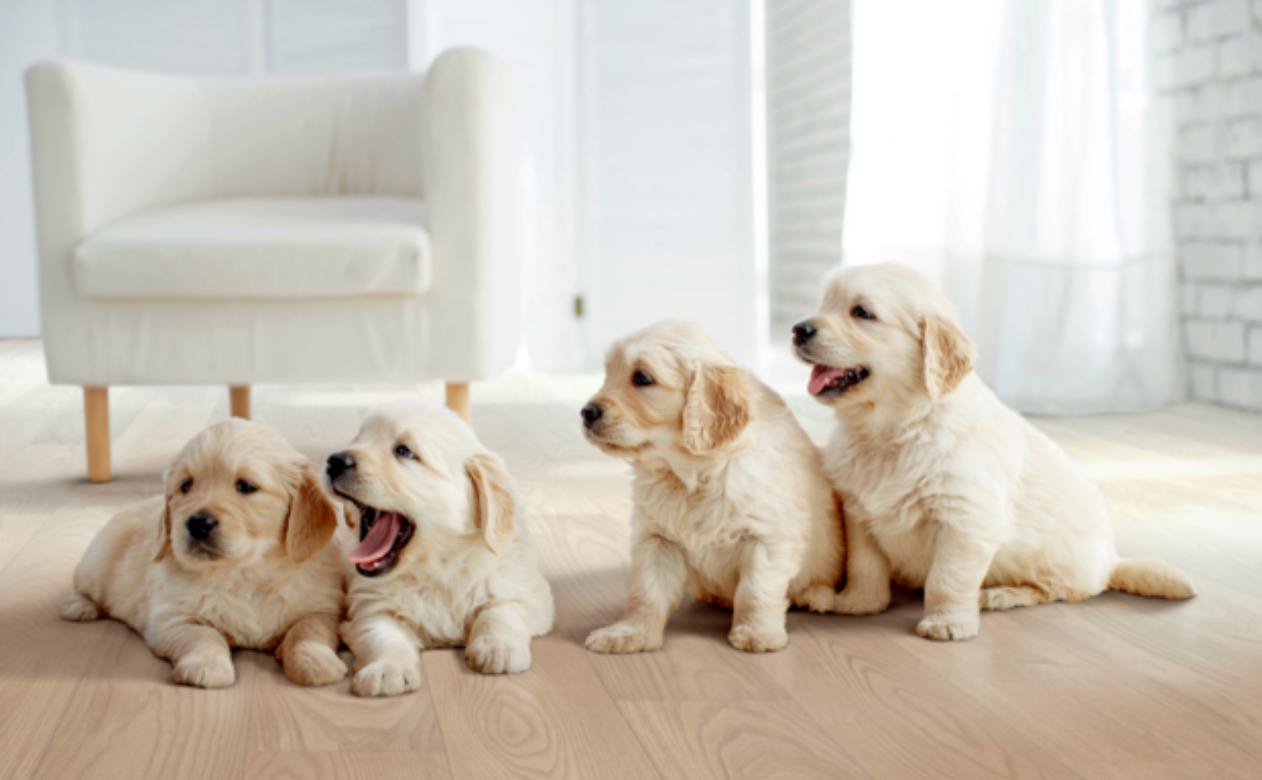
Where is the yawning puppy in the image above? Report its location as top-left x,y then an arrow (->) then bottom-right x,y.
581,320 -> 844,654
794,263 -> 1195,641
328,401 -> 554,697
61,419 -> 347,687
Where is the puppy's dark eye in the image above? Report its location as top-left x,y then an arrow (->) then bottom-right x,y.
394,444 -> 418,461
235,479 -> 257,495
632,370 -> 654,387
851,304 -> 876,321
179,478 -> 193,494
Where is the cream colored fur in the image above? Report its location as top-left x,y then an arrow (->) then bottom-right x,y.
796,263 -> 1195,642
61,419 -> 349,687
333,402 -> 554,697
582,320 -> 844,654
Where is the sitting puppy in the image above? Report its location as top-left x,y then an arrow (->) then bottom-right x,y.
328,401 -> 554,697
581,320 -> 844,654
61,419 -> 347,687
793,263 -> 1195,641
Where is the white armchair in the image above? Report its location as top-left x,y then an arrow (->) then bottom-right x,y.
24,48 -> 521,481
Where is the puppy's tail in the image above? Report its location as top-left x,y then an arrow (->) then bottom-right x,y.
1108,557 -> 1196,600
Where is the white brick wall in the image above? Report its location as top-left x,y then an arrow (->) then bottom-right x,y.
1158,0 -> 1262,410
766,0 -> 851,335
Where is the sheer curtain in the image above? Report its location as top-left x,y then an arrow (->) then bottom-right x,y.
843,0 -> 1180,414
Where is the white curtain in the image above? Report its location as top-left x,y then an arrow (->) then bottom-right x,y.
843,0 -> 1180,414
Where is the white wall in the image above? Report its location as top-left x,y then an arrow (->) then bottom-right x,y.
575,0 -> 760,367
1157,0 -> 1262,411
766,0 -> 850,337
0,0 -> 62,337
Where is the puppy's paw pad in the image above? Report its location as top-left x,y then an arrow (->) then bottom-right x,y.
351,662 -> 420,697
173,655 -> 236,688
727,624 -> 788,653
795,585 -> 836,614
584,623 -> 661,655
285,644 -> 348,687
915,614 -> 979,642
465,635 -> 531,675
60,593 -> 101,622
832,590 -> 890,616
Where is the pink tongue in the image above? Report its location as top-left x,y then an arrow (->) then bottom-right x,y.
349,511 -> 402,565
808,364 -> 845,396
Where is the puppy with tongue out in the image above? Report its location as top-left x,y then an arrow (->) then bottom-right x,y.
328,400 -> 554,697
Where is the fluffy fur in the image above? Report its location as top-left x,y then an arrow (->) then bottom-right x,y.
795,263 -> 1195,641
330,401 -> 554,697
582,320 -> 844,654
61,419 -> 348,687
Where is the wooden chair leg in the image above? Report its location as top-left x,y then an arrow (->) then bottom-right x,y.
445,382 -> 470,421
229,386 -> 250,420
84,386 -> 110,483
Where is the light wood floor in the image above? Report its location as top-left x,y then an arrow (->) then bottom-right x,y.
1,339 -> 1260,779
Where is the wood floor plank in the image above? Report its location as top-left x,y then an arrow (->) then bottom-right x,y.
424,640 -> 661,779
618,700 -> 867,780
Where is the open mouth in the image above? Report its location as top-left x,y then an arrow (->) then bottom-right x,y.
340,498 -> 415,577
807,363 -> 871,397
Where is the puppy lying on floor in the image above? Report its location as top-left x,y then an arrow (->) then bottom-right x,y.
62,419 -> 347,687
793,263 -> 1195,641
581,320 -> 844,654
328,401 -> 554,697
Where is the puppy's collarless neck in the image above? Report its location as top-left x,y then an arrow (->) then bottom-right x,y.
641,452 -> 729,495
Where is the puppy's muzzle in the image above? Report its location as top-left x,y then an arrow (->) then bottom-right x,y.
185,512 -> 218,542
580,403 -> 603,429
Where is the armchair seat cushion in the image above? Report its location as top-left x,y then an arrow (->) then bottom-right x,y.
74,197 -> 431,301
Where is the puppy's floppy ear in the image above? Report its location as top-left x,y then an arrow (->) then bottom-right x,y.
681,364 -> 751,455
284,463 -> 340,563
466,451 -> 515,553
920,313 -> 974,400
154,464 -> 175,562
153,499 -> 173,562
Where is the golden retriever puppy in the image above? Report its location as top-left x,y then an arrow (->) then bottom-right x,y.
328,401 -> 554,697
61,419 -> 347,687
581,320 -> 844,654
793,263 -> 1195,641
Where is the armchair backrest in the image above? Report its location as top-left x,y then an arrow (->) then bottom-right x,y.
203,74 -> 424,199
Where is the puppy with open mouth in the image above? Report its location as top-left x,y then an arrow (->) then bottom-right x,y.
61,419 -> 348,688
794,263 -> 1194,641
329,401 -> 554,697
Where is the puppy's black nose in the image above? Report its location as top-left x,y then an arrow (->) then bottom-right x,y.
580,403 -> 603,428
186,513 -> 217,541
326,451 -> 355,480
792,320 -> 818,346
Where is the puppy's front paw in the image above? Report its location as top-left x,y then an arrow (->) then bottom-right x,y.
60,592 -> 101,622
283,642 -> 348,687
727,623 -> 788,653
584,622 -> 662,654
465,634 -> 531,675
915,613 -> 979,642
351,661 -> 421,697
832,588 -> 890,616
794,584 -> 835,614
173,654 -> 236,688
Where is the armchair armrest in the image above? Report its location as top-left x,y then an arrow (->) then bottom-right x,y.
421,47 -> 522,379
